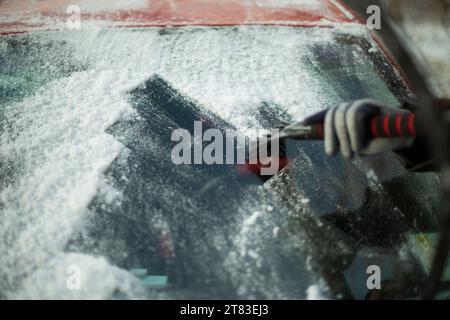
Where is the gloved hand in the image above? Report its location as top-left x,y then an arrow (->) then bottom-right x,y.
302,99 -> 415,158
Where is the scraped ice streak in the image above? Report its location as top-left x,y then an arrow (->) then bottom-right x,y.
0,25 -> 367,298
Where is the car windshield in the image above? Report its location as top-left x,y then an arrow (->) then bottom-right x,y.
0,26 -> 440,299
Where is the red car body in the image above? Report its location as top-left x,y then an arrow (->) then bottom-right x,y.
0,0 -> 404,84
1,0 -> 358,33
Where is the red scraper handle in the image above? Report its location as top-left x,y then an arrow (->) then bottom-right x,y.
309,113 -> 417,140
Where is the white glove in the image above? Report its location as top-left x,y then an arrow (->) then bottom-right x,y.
302,99 -> 415,158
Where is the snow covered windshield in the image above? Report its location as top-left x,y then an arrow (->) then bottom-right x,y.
0,26 -> 440,299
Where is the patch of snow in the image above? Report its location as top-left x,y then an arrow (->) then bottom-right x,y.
13,253 -> 144,299
300,198 -> 310,206
243,211 -> 263,228
272,226 -> 280,237
306,284 -> 328,300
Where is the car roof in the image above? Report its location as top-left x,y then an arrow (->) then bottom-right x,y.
0,0 -> 360,34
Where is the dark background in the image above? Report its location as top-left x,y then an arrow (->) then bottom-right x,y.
341,0 -> 383,17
